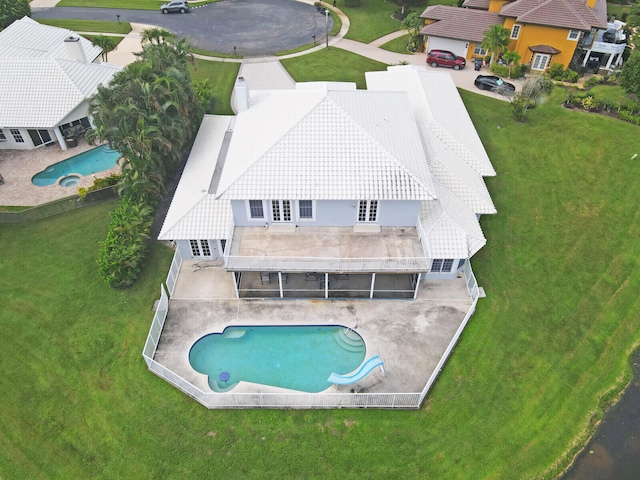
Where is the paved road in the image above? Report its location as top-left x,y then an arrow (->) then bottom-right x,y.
32,0 -> 333,56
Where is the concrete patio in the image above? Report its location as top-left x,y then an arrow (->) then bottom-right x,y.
152,263 -> 473,399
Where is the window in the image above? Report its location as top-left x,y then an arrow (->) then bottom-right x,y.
190,240 -> 212,257
10,129 -> 24,143
358,200 -> 378,222
271,200 -> 291,222
299,200 -> 313,219
567,29 -> 580,40
531,53 -> 550,71
220,239 -> 226,253
249,200 -> 264,219
474,45 -> 486,56
28,129 -> 53,147
0,130 -> 6,142
431,258 -> 454,273
510,24 -> 521,40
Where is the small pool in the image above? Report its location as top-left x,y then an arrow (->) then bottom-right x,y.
189,325 -> 366,393
31,145 -> 121,187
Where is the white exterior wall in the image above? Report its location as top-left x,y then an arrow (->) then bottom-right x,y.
175,239 -> 223,260
231,200 -> 421,227
0,128 -> 55,150
425,36 -> 470,58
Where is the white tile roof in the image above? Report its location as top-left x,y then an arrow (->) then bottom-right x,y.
420,180 -> 486,258
0,58 -> 120,129
215,89 -> 436,201
0,16 -> 101,62
159,116 -> 233,240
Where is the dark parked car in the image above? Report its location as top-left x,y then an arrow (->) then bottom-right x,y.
474,75 -> 516,95
427,50 -> 466,70
160,0 -> 189,13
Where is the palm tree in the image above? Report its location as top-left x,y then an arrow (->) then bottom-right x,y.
140,27 -> 174,45
482,25 -> 511,66
502,50 -> 522,78
91,35 -> 116,62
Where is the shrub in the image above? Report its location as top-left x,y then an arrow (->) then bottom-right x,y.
549,63 -> 565,80
581,95 -> 599,111
618,109 -> 640,125
563,69 -> 580,83
97,197 -> 153,288
600,97 -> 615,112
490,63 -> 523,79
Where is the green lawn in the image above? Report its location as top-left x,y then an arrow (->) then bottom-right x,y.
2,84 -> 640,477
587,84 -> 632,104
189,59 -> 240,115
335,0 -> 402,43
36,19 -> 132,34
281,49 -> 388,89
379,33 -> 410,53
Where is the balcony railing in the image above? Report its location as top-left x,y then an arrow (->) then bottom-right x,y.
224,256 -> 431,272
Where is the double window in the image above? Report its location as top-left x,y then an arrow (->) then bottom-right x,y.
567,29 -> 580,40
28,129 -> 53,147
474,45 -> 486,56
431,258 -> 454,273
510,24 -> 521,40
531,53 -> 550,71
358,200 -> 378,222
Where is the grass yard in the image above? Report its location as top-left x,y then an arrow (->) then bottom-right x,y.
1,83 -> 640,477
36,19 -> 132,34
335,0 -> 402,43
586,84 -> 632,104
379,33 -> 410,53
281,49 -> 388,89
189,59 -> 240,115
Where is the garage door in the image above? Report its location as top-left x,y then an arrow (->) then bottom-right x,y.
425,36 -> 469,58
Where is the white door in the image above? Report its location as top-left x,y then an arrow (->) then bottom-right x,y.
531,54 -> 550,71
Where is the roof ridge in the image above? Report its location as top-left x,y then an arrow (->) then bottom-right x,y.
159,192 -> 209,238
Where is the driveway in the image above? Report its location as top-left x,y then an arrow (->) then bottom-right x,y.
32,0 -> 333,55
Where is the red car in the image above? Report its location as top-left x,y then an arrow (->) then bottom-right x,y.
427,50 -> 466,70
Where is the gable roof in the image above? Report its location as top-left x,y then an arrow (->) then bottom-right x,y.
215,87 -> 437,201
500,0 -> 607,30
420,5 -> 502,43
461,0 -> 491,9
0,58 -> 120,129
0,16 -> 102,61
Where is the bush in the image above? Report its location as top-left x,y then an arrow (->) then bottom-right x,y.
581,95 -> 599,111
563,69 -> 580,83
549,63 -> 565,80
97,197 -> 153,288
490,63 -> 524,79
618,109 -> 640,125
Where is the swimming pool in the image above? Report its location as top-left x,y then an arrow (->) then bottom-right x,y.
189,325 -> 366,393
31,145 -> 121,187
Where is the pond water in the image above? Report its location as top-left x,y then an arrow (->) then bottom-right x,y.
562,351 -> 640,480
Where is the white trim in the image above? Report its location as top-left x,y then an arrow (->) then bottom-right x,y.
531,53 -> 550,71
296,200 -> 316,221
510,24 -> 521,40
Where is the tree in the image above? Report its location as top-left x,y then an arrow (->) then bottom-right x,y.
510,75 -> 553,121
482,25 -> 511,66
88,38 -> 203,205
619,51 -> 640,98
91,35 -> 116,62
140,27 -> 174,45
502,50 -> 521,78
0,0 -> 30,30
401,11 -> 424,52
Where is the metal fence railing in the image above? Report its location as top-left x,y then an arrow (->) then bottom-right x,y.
0,186 -> 117,224
166,248 -> 183,297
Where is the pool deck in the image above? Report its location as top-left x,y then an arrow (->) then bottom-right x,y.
154,265 -> 473,397
0,141 -> 120,206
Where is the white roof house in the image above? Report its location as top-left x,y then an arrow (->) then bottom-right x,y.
160,66 -> 495,269
0,17 -> 120,150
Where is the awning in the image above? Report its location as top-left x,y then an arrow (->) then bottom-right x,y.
529,45 -> 561,54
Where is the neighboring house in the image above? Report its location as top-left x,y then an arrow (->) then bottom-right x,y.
159,66 -> 496,300
421,0 -> 623,72
0,17 -> 121,151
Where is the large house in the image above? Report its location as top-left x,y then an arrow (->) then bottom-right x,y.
159,65 -> 496,301
0,17 -> 121,151
420,0 -> 626,72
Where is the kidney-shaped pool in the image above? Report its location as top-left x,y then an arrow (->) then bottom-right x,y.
189,325 -> 366,393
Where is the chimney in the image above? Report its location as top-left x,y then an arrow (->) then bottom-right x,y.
64,36 -> 88,63
234,76 -> 250,113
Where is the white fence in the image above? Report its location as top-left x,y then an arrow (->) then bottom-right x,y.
142,263 -> 482,409
225,256 -> 431,272
165,248 -> 183,297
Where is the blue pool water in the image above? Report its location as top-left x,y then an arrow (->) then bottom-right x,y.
189,325 -> 366,393
31,145 -> 121,186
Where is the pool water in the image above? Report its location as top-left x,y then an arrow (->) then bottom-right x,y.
189,325 -> 366,393
31,145 -> 121,186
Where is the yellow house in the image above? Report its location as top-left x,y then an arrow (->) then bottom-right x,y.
421,0 -> 611,72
